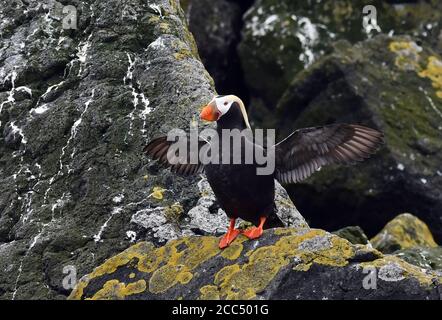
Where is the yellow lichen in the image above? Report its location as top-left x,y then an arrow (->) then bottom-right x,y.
177,271 -> 193,285
418,56 -> 442,98
389,41 -> 442,99
149,264 -> 184,293
214,264 -> 241,286
70,226 -> 441,301
199,285 -> 221,300
129,273 -> 136,279
389,40 -> 422,71
370,213 -> 438,251
89,279 -> 147,300
147,236 -> 220,294
68,279 -> 89,300
159,22 -> 171,33
202,229 -> 356,300
164,202 -> 184,222
293,262 -> 312,271
274,228 -> 303,236
220,237 -> 247,260
70,236 -> 222,299
68,242 -> 155,300
151,186 -> 166,200
359,255 -> 440,286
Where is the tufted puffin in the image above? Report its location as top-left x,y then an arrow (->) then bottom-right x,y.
145,95 -> 383,248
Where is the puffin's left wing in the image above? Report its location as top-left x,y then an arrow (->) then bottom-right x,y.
274,124 -> 383,184
144,135 -> 207,176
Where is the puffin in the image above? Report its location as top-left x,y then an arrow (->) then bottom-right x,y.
145,95 -> 383,248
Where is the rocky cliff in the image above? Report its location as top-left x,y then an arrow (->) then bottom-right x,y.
0,0 -> 304,299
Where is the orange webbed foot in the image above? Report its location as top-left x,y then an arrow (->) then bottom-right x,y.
241,216 -> 266,240
241,227 -> 263,239
219,218 -> 240,249
219,228 -> 241,249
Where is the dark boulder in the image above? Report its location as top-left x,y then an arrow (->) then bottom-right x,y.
69,227 -> 442,300
333,226 -> 369,245
370,213 -> 441,272
238,0 -> 442,112
395,247 -> 442,272
277,35 -> 442,242
371,213 -> 438,254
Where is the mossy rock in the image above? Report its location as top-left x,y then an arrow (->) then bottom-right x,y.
238,0 -> 442,105
277,35 -> 442,242
69,227 -> 441,300
395,246 -> 442,272
371,213 -> 438,254
333,226 -> 369,245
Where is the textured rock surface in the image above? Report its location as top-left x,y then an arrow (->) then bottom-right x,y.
370,213 -> 441,272
0,0 -> 304,299
185,0 -> 245,96
238,0 -> 442,106
69,227 -> 442,300
395,247 -> 442,272
371,213 -> 438,254
278,35 -> 442,242
333,226 -> 369,245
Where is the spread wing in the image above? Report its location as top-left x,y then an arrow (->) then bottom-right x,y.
144,134 -> 208,176
274,124 -> 383,184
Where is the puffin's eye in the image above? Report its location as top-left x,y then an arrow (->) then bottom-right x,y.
224,102 -> 228,106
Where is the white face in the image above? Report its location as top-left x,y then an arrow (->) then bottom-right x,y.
212,96 -> 235,117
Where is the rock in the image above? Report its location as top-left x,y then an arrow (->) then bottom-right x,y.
0,0 -> 302,299
68,227 -> 442,300
371,213 -> 438,254
395,246 -> 442,272
277,35 -> 442,242
238,0 -> 442,120
185,0 -> 246,96
333,226 -> 369,245
130,177 -> 307,241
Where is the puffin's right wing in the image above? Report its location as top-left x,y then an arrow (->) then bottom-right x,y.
144,135 -> 208,176
274,124 -> 383,184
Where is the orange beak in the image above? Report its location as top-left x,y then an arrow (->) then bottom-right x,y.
200,103 -> 220,121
